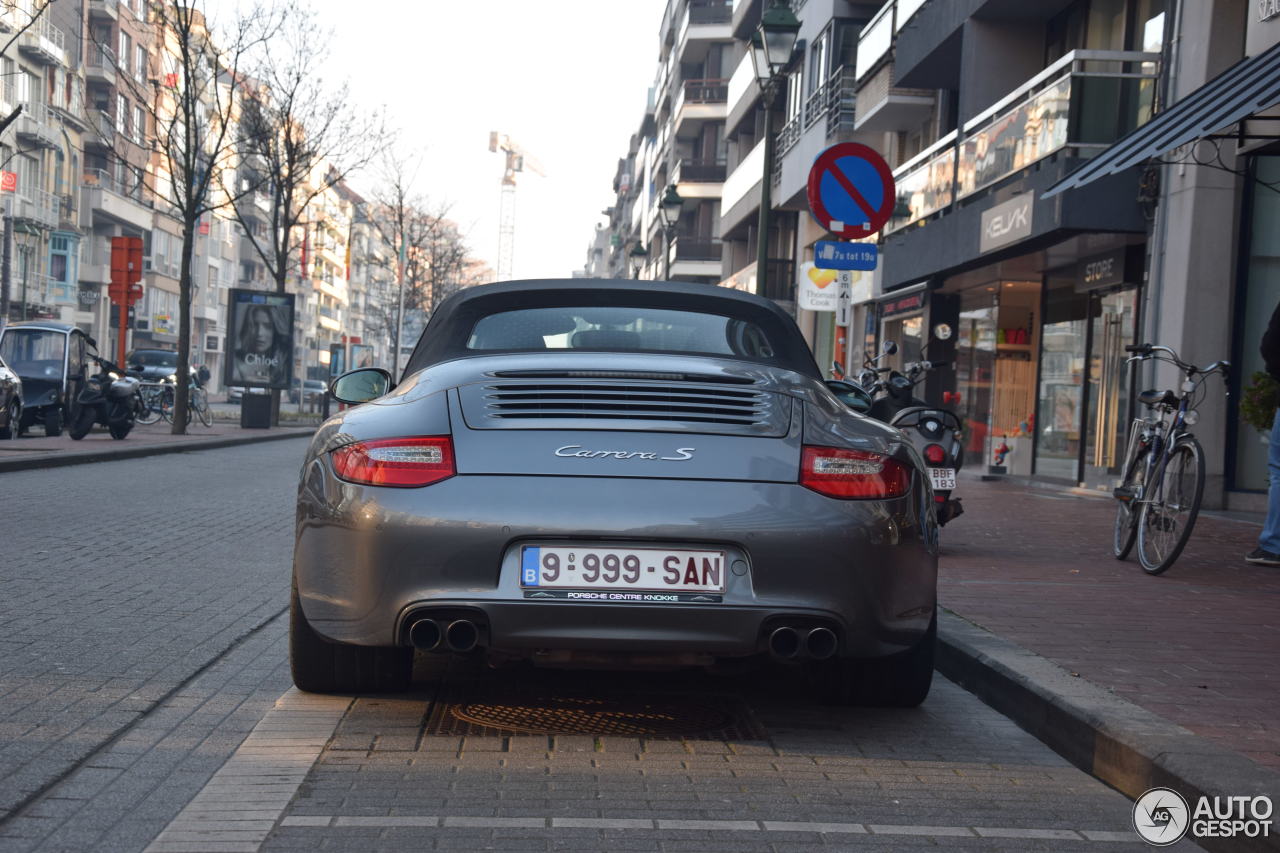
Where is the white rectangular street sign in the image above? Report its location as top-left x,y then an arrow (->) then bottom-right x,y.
836,270 -> 852,326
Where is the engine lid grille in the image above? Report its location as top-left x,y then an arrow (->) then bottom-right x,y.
458,378 -> 789,436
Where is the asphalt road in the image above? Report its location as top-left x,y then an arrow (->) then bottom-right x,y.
0,441 -> 1201,852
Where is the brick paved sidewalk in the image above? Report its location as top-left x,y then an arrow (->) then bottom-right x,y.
940,475 -> 1280,770
0,420 -> 314,469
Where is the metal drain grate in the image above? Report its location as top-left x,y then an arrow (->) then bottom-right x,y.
424,686 -> 765,740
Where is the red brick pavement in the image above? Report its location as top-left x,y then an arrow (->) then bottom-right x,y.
939,476 -> 1280,771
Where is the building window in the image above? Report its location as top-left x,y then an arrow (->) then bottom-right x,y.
135,45 -> 146,82
118,32 -> 131,71
808,29 -> 829,94
116,93 -> 127,133
134,105 -> 144,143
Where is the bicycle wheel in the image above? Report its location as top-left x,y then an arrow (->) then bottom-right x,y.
192,388 -> 212,427
159,387 -> 175,423
136,390 -> 161,425
1136,437 -> 1205,575
1112,446 -> 1149,560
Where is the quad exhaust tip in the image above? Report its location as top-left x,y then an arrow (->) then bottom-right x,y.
408,618 -> 442,651
445,619 -> 480,653
805,627 -> 837,660
768,626 -> 801,659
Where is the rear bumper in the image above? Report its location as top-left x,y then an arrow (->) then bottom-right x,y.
294,467 -> 937,660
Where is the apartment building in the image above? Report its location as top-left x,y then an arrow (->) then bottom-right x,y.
0,1 -> 82,329
596,0 -> 1280,508
607,0 -> 734,284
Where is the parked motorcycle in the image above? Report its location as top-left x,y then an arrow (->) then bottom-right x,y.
857,343 -> 966,526
68,354 -> 143,440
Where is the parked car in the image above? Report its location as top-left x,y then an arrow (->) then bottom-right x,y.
292,279 -> 939,705
300,379 -> 327,406
125,348 -> 178,382
0,352 -> 22,439
227,385 -> 269,404
0,321 -> 95,437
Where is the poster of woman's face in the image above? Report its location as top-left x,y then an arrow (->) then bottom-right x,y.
226,289 -> 295,390
350,344 -> 375,369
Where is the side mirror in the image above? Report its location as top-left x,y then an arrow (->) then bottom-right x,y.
825,379 -> 873,414
882,340 -> 898,356
330,367 -> 393,404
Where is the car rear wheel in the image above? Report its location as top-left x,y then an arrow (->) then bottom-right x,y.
290,578 -> 412,694
44,408 -> 63,437
0,400 -> 18,439
812,612 -> 935,707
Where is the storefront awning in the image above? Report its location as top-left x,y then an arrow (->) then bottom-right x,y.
1044,40 -> 1280,198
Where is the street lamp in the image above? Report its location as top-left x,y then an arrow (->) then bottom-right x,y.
658,184 -> 682,281
749,1 -> 800,300
629,242 -> 648,279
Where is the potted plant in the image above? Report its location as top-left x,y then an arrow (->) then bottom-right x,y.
1240,371 -> 1280,440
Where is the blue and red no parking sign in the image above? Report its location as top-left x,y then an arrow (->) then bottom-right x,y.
806,143 -> 896,240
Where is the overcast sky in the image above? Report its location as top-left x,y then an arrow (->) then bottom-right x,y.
213,0 -> 669,280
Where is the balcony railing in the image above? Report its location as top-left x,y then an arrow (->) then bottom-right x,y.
883,49 -> 1160,234
83,168 -> 146,204
673,158 -> 726,183
14,190 -> 58,228
682,77 -> 729,104
775,113 -> 802,158
671,235 -> 722,261
825,66 -> 857,138
855,1 -> 894,81
688,0 -> 732,24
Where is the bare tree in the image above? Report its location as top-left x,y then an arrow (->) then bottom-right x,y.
364,151 -> 480,375
227,10 -> 389,417
134,1 -> 283,434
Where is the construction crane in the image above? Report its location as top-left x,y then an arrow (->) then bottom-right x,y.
489,132 -> 545,281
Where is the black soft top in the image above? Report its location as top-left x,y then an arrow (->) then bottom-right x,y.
401,279 -> 821,380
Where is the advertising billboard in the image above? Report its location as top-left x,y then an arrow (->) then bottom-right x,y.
225,289 -> 295,390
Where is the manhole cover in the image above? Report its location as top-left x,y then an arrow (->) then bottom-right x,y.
425,686 -> 764,740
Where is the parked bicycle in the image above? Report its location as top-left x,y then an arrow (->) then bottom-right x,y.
157,368 -> 213,427
1112,343 -> 1230,574
135,381 -> 168,425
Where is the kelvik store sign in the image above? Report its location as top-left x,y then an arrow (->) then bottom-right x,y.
979,193 -> 1034,254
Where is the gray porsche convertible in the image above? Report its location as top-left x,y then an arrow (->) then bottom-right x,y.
292,279 -> 938,705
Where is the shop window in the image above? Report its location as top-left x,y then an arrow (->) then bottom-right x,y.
1233,156 -> 1280,491
1036,278 -> 1090,482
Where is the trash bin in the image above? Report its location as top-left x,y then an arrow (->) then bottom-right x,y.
240,392 -> 272,429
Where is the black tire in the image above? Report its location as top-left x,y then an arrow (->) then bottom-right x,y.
813,611 -> 936,707
0,399 -> 17,440
1137,438 -> 1205,575
68,407 -> 95,440
136,391 -> 161,425
290,578 -> 412,694
1112,447 -> 1149,560
43,408 -> 63,437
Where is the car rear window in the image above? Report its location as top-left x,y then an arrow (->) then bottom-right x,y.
130,350 -> 177,367
465,306 -> 777,360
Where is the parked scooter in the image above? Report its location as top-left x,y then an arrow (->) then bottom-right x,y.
857,342 -> 966,526
68,354 -> 143,440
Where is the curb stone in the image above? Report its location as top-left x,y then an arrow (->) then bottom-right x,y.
0,428 -> 313,474
937,609 -> 1280,853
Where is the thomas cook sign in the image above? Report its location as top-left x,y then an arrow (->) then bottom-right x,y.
979,192 -> 1034,254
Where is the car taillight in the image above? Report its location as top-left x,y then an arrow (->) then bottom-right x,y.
924,443 -> 947,465
331,436 -> 455,487
800,446 -> 910,500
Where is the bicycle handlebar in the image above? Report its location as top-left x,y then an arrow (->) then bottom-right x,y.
1124,343 -> 1229,376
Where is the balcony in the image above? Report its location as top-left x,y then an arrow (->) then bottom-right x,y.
672,158 -> 726,199
883,49 -> 1161,234
854,1 -> 894,82
84,110 -> 116,151
673,77 -> 728,133
15,104 -> 59,149
86,50 -> 117,86
676,0 -> 732,62
13,190 -> 59,229
88,0 -> 118,21
18,17 -> 66,65
853,60 -> 934,133
81,168 -> 154,231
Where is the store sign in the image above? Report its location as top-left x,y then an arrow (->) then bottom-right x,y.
882,291 -> 926,318
1076,249 -> 1128,292
979,192 -> 1034,254
1261,0 -> 1280,21
797,262 -> 838,311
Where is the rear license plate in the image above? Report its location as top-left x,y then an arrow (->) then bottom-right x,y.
929,467 -> 956,490
520,545 -> 727,594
